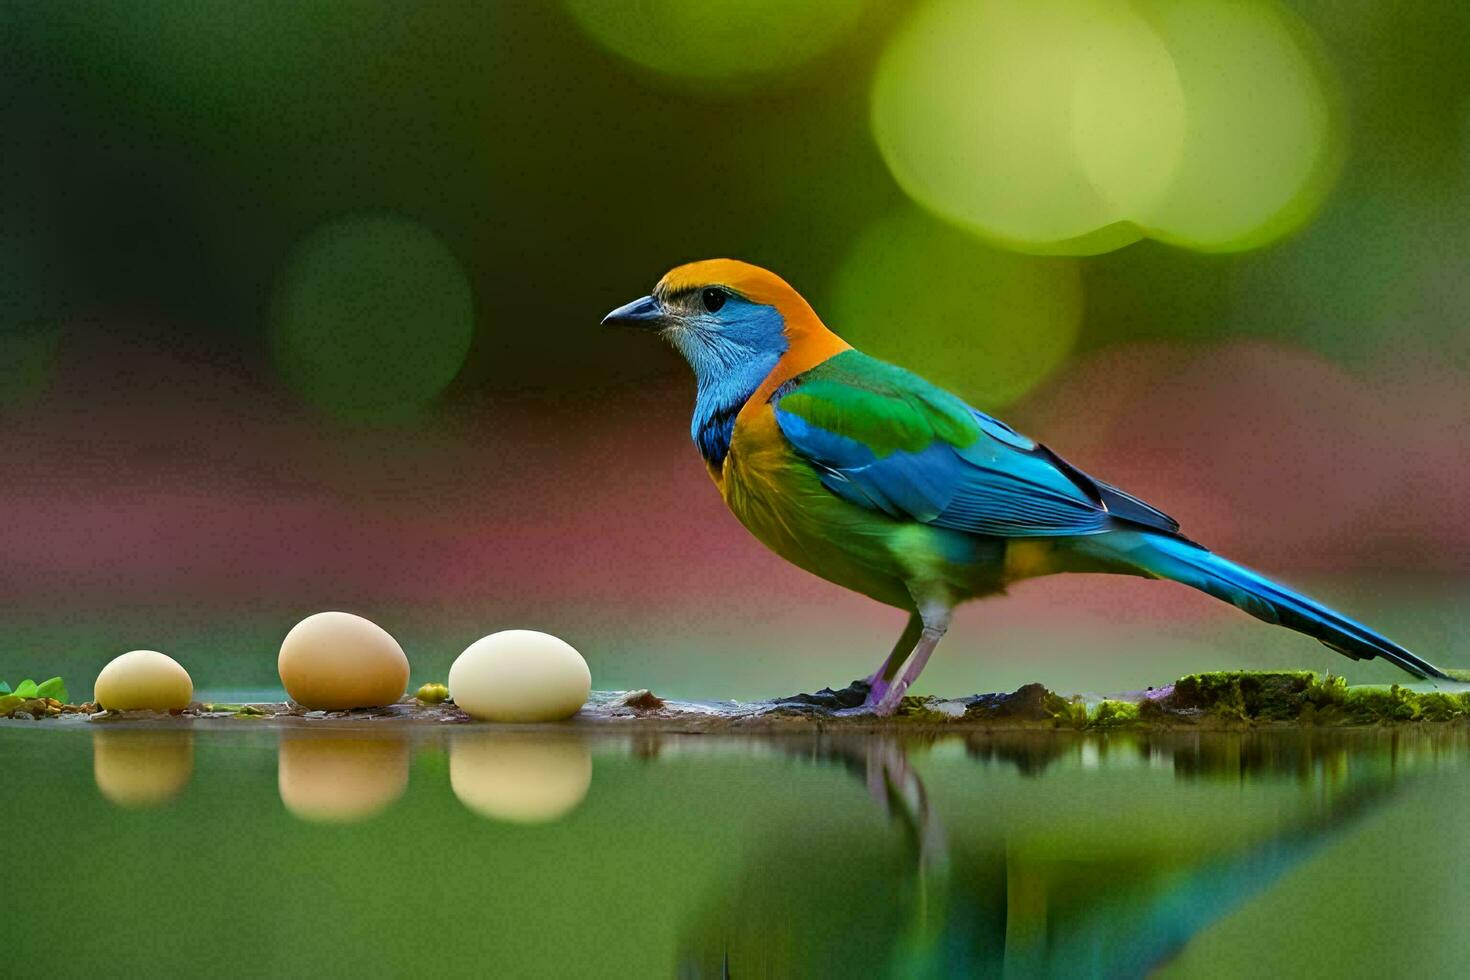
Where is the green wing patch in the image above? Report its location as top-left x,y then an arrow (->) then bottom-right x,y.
777,351 -> 982,457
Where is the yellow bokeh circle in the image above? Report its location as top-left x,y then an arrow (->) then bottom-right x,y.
872,0 -> 1340,255
562,0 -> 873,88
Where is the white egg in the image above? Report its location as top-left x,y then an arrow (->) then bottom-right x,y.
94,650 -> 193,711
449,734 -> 592,824
449,629 -> 590,723
277,611 -> 409,710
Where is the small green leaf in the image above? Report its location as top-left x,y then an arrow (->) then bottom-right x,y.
13,679 -> 38,699
0,681 -> 10,695
35,677 -> 68,703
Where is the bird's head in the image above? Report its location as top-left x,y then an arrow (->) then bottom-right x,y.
602,259 -> 845,387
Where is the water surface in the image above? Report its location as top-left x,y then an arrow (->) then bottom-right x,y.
9,724 -> 1469,977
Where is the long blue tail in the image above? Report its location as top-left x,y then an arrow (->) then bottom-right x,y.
1089,532 -> 1451,681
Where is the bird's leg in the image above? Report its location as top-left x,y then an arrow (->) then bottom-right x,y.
864,738 -> 948,872
871,604 -> 952,716
862,612 -> 923,707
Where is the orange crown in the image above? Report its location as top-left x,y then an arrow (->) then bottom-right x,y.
655,259 -> 850,393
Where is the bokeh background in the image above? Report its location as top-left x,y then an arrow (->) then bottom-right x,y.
3,0 -> 1468,699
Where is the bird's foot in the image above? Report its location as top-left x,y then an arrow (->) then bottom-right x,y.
867,683 -> 908,717
832,692 -> 923,719
771,679 -> 873,713
770,678 -> 929,718
838,680 -> 907,718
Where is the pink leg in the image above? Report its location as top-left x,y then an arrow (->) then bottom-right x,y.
873,605 -> 952,716
863,612 -> 922,707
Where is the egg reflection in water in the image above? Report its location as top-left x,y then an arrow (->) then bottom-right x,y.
277,732 -> 410,823
449,734 -> 592,825
92,731 -> 194,808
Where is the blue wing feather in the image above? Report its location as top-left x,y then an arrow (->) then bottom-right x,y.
771,351 -> 1175,539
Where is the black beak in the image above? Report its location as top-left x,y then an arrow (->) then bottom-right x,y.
601,294 -> 665,330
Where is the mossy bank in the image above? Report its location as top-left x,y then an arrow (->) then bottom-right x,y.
885,671 -> 1470,731
5,670 -> 1470,733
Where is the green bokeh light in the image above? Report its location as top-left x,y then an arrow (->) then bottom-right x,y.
827,207 -> 1082,409
0,323 -> 63,406
872,0 -> 1160,254
561,0 -> 873,87
872,0 -> 1340,255
60,3 -> 413,137
1071,4 -> 1186,223
271,216 -> 474,420
1139,0 -> 1343,251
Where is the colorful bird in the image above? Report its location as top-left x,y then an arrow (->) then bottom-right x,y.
604,259 -> 1449,714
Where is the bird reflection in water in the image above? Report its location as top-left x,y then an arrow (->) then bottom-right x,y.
677,729 -> 1456,978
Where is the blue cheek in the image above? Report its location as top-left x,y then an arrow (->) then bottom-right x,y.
687,300 -> 789,466
714,300 -> 788,355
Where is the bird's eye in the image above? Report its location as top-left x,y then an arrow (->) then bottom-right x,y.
701,287 -> 726,313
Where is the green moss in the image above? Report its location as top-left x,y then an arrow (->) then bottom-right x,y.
1146,672 -> 1470,728
1089,700 -> 1140,729
1043,693 -> 1089,729
1168,671 -> 1320,721
1414,692 -> 1470,722
898,673 -> 1470,731
1340,685 -> 1427,723
958,683 -> 1085,726
201,703 -> 268,716
1271,677 -> 1470,725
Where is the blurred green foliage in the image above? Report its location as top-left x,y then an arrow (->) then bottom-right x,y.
2,0 -> 1465,402
562,0 -> 877,88
0,0 -> 1467,691
271,216 -> 474,419
0,322 -> 62,405
872,0 -> 1342,255
828,206 -> 1082,408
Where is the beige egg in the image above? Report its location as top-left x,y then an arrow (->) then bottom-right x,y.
93,731 -> 194,808
94,650 -> 193,711
277,611 -> 409,710
277,733 -> 410,823
449,734 -> 592,824
449,629 -> 590,723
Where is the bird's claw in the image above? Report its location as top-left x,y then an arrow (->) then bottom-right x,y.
770,679 -> 874,712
